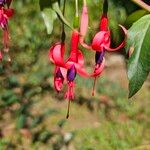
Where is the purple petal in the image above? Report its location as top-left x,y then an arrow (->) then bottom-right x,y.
56,68 -> 64,79
0,0 -> 6,5
67,65 -> 76,82
95,50 -> 105,64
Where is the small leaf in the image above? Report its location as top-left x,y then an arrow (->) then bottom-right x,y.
39,1 -> 73,34
126,15 -> 150,98
125,9 -> 148,28
41,8 -> 57,34
52,2 -> 73,30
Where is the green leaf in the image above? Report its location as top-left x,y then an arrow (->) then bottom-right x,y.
39,0 -> 73,34
125,9 -> 148,28
126,15 -> 150,98
41,8 -> 57,34
52,2 -> 73,30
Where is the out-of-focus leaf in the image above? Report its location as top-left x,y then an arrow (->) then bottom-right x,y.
57,119 -> 66,128
52,2 -> 73,30
8,75 -> 19,87
1,91 -> 19,106
39,130 -> 54,143
126,15 -> 150,98
30,116 -> 44,128
16,114 -> 27,129
125,9 -> 148,28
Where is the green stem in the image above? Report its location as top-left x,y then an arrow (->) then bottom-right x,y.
131,0 -> 150,12
75,0 -> 79,17
83,0 -> 86,6
61,0 -> 66,43
62,0 -> 66,15
73,0 -> 79,28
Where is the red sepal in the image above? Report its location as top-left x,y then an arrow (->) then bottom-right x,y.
92,31 -> 110,51
54,66 -> 64,92
104,25 -> 127,52
49,43 -> 66,67
4,8 -> 14,18
100,14 -> 108,31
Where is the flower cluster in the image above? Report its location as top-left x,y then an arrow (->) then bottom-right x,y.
49,0 -> 127,118
0,0 -> 14,62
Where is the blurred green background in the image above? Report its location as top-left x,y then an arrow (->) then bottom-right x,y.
0,0 -> 149,149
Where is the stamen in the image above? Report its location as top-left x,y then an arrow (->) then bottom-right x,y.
92,77 -> 97,96
66,99 -> 71,119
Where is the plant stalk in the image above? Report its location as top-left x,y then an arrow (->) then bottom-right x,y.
61,0 -> 66,43
75,0 -> 79,17
131,0 -> 150,12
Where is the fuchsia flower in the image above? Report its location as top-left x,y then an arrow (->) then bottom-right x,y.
0,0 -> 13,61
49,0 -> 127,118
80,0 -> 127,95
0,7 -> 14,49
49,30 -> 105,95
49,30 -> 105,118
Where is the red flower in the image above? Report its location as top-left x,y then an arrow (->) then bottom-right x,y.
49,30 -> 105,97
49,30 -> 105,118
80,0 -> 127,95
0,7 -> 14,50
80,1 -> 127,52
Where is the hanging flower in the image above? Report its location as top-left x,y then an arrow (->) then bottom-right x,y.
49,30 -> 105,118
0,0 -> 13,62
0,7 -> 14,49
49,30 -> 105,96
80,0 -> 127,95
49,43 -> 66,92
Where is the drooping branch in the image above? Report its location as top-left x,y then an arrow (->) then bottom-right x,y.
131,0 -> 150,12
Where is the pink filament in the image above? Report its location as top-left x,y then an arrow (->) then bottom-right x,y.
3,29 -> 9,49
0,51 -> 2,61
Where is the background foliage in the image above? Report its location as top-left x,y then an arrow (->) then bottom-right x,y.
0,0 -> 149,149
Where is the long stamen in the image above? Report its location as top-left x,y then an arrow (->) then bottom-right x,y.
66,99 -> 71,119
3,28 -> 9,50
92,77 -> 97,96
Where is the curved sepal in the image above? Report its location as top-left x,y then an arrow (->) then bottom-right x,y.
49,43 -> 66,67
104,25 -> 127,51
92,31 -> 110,51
